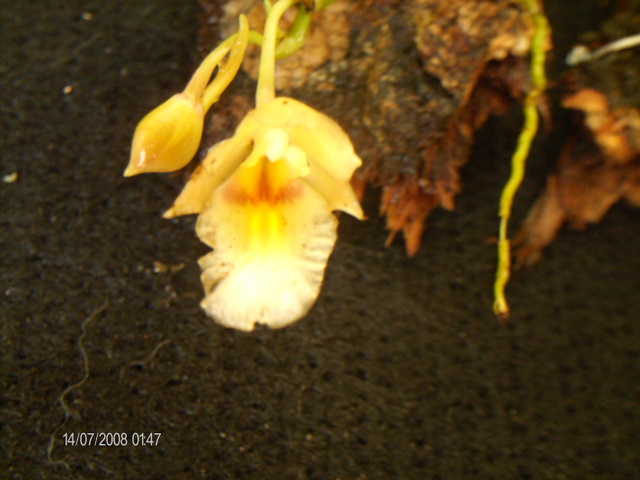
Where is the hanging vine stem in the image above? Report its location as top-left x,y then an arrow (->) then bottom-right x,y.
493,0 -> 548,321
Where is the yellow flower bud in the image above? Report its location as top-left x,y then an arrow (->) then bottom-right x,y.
124,15 -> 249,177
124,93 -> 204,176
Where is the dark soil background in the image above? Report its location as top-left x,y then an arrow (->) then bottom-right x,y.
1,1 -> 639,479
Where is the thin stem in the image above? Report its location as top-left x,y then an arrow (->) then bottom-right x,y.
256,0 -> 298,106
183,36 -> 235,101
249,8 -> 313,60
493,0 -> 548,320
275,6 -> 311,59
567,32 -> 640,66
202,15 -> 249,111
249,30 -> 265,47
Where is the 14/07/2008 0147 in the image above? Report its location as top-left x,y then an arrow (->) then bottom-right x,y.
62,432 -> 161,447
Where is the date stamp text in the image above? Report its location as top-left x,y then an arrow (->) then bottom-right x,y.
62,432 -> 161,447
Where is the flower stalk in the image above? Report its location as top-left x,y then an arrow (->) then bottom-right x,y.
256,0 -> 299,106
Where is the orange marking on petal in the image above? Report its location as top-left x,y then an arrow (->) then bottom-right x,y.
222,157 -> 305,205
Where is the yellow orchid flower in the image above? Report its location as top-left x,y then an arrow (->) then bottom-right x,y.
165,97 -> 363,331
126,0 -> 363,331
124,16 -> 249,177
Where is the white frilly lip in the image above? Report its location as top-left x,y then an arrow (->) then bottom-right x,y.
197,184 -> 338,331
164,97 -> 363,331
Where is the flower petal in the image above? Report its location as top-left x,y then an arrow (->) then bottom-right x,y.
302,160 -> 364,219
251,97 -> 362,181
196,173 -> 337,331
163,132 -> 253,218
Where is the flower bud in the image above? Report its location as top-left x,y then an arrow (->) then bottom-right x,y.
124,93 -> 204,177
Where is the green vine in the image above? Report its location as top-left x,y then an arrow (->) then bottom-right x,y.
493,0 -> 548,320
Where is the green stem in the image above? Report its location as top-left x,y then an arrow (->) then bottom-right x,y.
256,0 -> 298,106
249,30 -> 265,47
493,0 -> 548,320
275,6 -> 311,59
249,7 -> 312,60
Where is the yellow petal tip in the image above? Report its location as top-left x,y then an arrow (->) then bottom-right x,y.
162,207 -> 176,219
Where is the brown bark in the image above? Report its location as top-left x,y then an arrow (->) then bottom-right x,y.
198,0 -> 540,254
515,2 -> 640,264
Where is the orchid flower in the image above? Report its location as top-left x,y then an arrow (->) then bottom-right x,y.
165,97 -> 363,330
126,0 -> 363,331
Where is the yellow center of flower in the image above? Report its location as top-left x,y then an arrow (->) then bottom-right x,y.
228,128 -> 308,203
247,203 -> 286,253
222,128 -> 312,254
